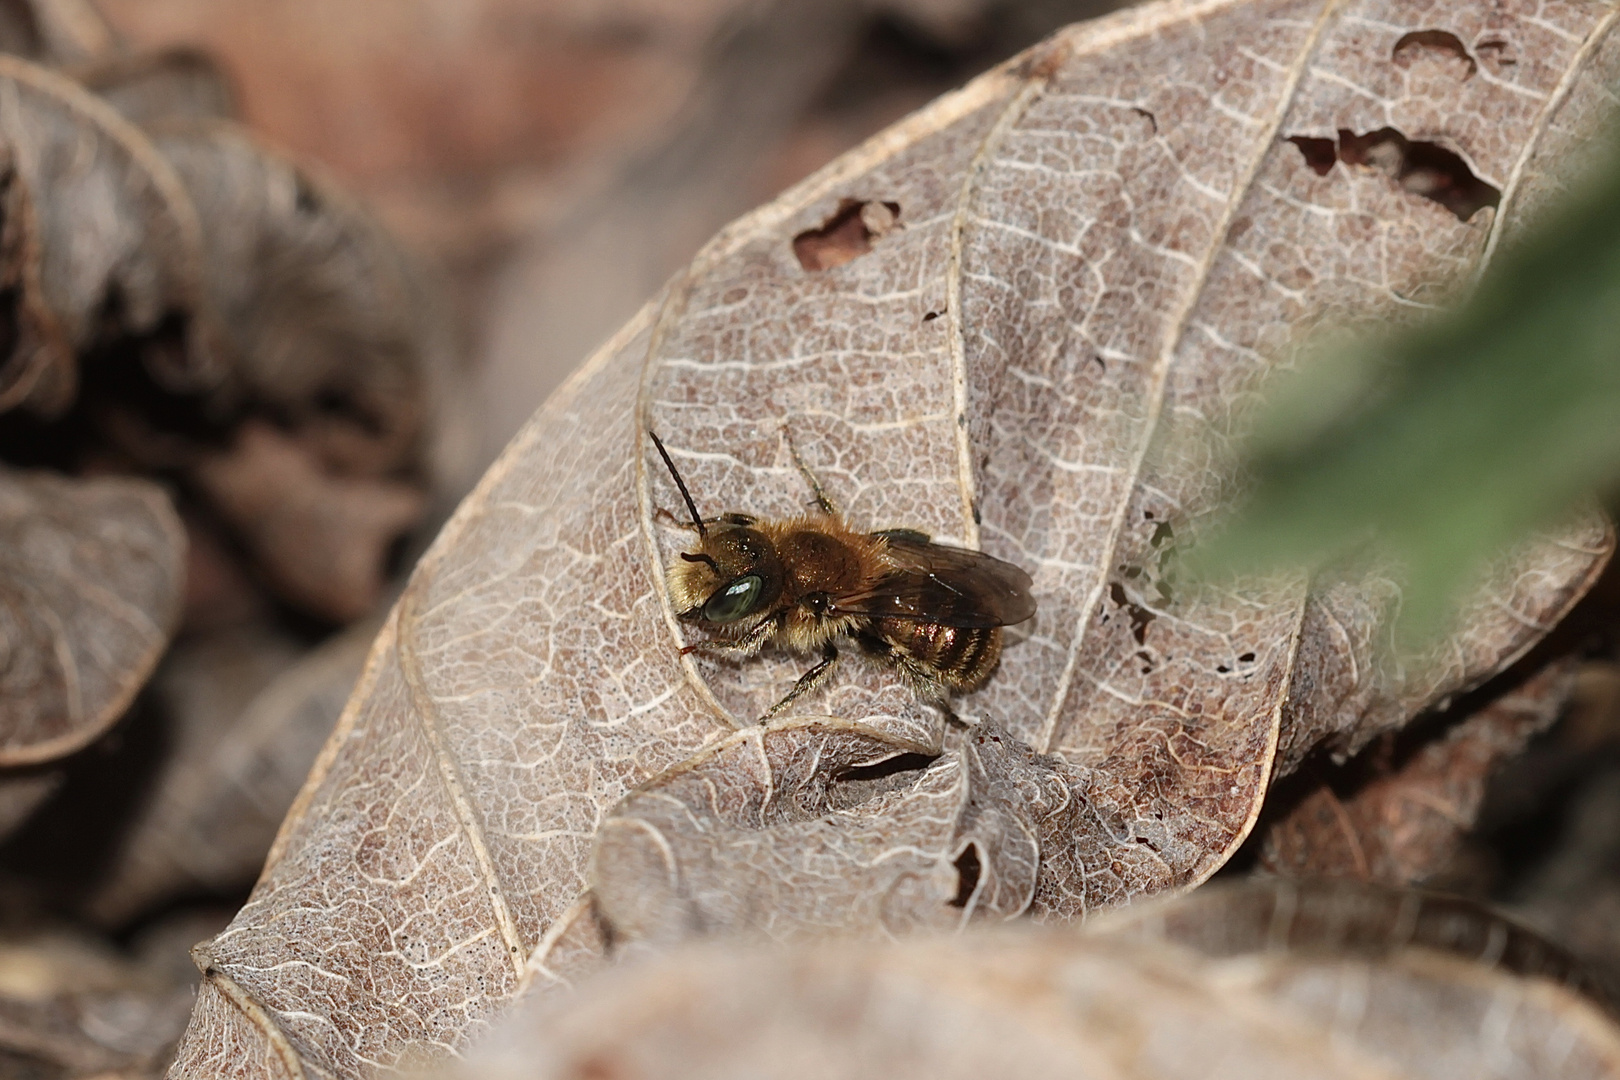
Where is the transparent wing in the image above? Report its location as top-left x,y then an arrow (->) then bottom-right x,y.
829,534 -> 1036,628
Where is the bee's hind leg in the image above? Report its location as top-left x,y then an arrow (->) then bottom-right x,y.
760,643 -> 839,720
858,630 -> 951,707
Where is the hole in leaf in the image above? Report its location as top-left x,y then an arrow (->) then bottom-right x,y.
1287,128 -> 1500,221
837,751 -> 936,783
1392,29 -> 1477,78
949,843 -> 982,908
828,751 -> 938,812
1288,135 -> 1338,176
1475,38 -> 1516,67
1337,127 -> 1499,221
1109,582 -> 1156,644
793,198 -> 902,271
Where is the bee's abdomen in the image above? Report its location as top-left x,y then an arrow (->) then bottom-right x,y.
864,618 -> 1002,694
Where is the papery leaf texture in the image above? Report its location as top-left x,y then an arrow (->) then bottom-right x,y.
171,1 -> 1620,1075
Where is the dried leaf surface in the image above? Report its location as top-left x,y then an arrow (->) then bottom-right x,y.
462,884 -> 1620,1080
0,926 -> 199,1077
0,466 -> 182,766
76,48 -> 236,126
590,719 -> 1057,944
1096,877 -> 1617,1008
172,1 -> 1620,1075
1259,659 -> 1573,885
190,423 -> 424,622
86,620 -> 369,927
147,121 -> 433,467
0,0 -> 115,67
0,53 -> 221,416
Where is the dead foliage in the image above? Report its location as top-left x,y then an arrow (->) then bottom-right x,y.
165,1 -> 1620,1077
1,0 -> 1619,1078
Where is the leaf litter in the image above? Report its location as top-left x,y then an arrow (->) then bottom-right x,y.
459,879 -> 1620,1080
162,1 -> 1620,1076
0,0 -> 448,1074
0,0 -> 1610,1075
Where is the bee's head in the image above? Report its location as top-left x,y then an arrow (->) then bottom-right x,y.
648,429 -> 785,627
669,525 -> 784,625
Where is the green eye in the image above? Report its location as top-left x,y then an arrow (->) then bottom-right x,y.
703,575 -> 764,623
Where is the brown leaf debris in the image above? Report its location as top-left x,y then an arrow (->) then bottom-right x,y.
0,466 -> 182,766
167,1 -> 1620,1075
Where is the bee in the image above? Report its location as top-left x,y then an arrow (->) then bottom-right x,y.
649,430 -> 1036,718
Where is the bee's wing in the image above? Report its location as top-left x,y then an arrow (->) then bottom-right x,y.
829,535 -> 1037,628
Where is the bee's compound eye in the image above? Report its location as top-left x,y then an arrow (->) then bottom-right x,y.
703,574 -> 764,623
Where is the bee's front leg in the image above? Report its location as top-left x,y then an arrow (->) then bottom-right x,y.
760,642 -> 839,720
680,614 -> 778,660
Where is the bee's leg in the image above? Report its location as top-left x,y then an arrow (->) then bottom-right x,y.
654,506 -> 698,531
761,643 -> 840,719
888,655 -> 952,705
856,629 -> 950,705
681,614 -> 778,659
655,508 -> 756,531
783,427 -> 838,516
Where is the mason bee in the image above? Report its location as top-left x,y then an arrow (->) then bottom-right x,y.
650,430 -> 1036,717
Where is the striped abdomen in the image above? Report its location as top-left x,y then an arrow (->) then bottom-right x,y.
861,618 -> 1003,695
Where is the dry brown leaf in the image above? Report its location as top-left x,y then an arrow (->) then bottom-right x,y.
0,52 -> 223,417
1096,877 -> 1617,1006
146,121 -> 434,471
190,423 -> 425,623
170,1 -> 1620,1075
0,925 -> 198,1077
176,511 -> 265,635
86,620 -> 373,927
1258,659 -> 1575,886
75,47 -> 236,127
0,466 -> 182,767
461,882 -> 1620,1080
0,769 -> 56,843
591,719 -> 1059,944
0,0 -> 116,67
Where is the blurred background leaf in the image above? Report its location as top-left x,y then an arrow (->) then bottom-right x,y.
1193,126 -> 1620,639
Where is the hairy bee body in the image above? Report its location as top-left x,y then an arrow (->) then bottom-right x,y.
650,431 -> 1035,718
858,618 -> 1003,696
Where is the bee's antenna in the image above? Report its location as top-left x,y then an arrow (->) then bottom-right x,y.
648,430 -> 707,538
